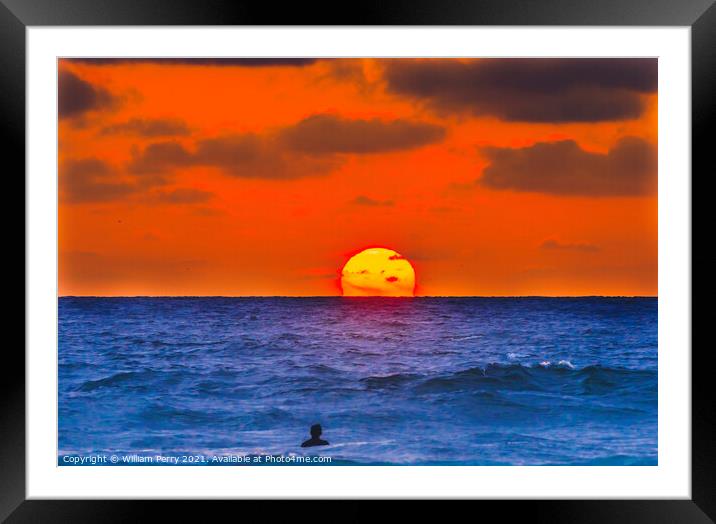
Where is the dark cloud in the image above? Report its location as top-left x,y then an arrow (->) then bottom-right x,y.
64,58 -> 319,67
383,58 -> 657,122
324,59 -> 368,84
194,133 -> 341,178
352,195 -> 394,207
129,115 -> 444,179
61,157 -> 216,205
278,114 -> 445,154
479,136 -> 657,196
541,239 -> 600,253
58,70 -> 117,119
100,118 -> 191,137
194,134 -> 281,175
128,136 -> 337,179
128,142 -> 194,175
60,158 -> 136,203
155,188 -> 214,204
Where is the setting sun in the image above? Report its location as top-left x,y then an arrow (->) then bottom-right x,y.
340,248 -> 416,297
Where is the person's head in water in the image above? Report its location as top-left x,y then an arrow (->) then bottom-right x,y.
301,423 -> 329,447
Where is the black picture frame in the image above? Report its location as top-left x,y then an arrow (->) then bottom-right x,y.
4,0 -> 710,519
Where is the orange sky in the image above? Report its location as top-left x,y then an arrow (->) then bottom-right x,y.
58,58 -> 657,296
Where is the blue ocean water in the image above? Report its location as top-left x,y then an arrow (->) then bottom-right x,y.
58,297 -> 657,466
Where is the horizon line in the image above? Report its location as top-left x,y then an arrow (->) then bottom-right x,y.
58,294 -> 658,299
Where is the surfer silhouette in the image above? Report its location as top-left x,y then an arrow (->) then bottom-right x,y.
301,424 -> 329,447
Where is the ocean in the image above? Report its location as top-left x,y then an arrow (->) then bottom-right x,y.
58,297 -> 657,466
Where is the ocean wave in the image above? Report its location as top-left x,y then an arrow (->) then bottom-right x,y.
75,369 -> 182,392
76,370 -> 151,391
360,373 -> 422,388
362,362 -> 656,395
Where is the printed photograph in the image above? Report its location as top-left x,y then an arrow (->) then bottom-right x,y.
58,58 -> 657,466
